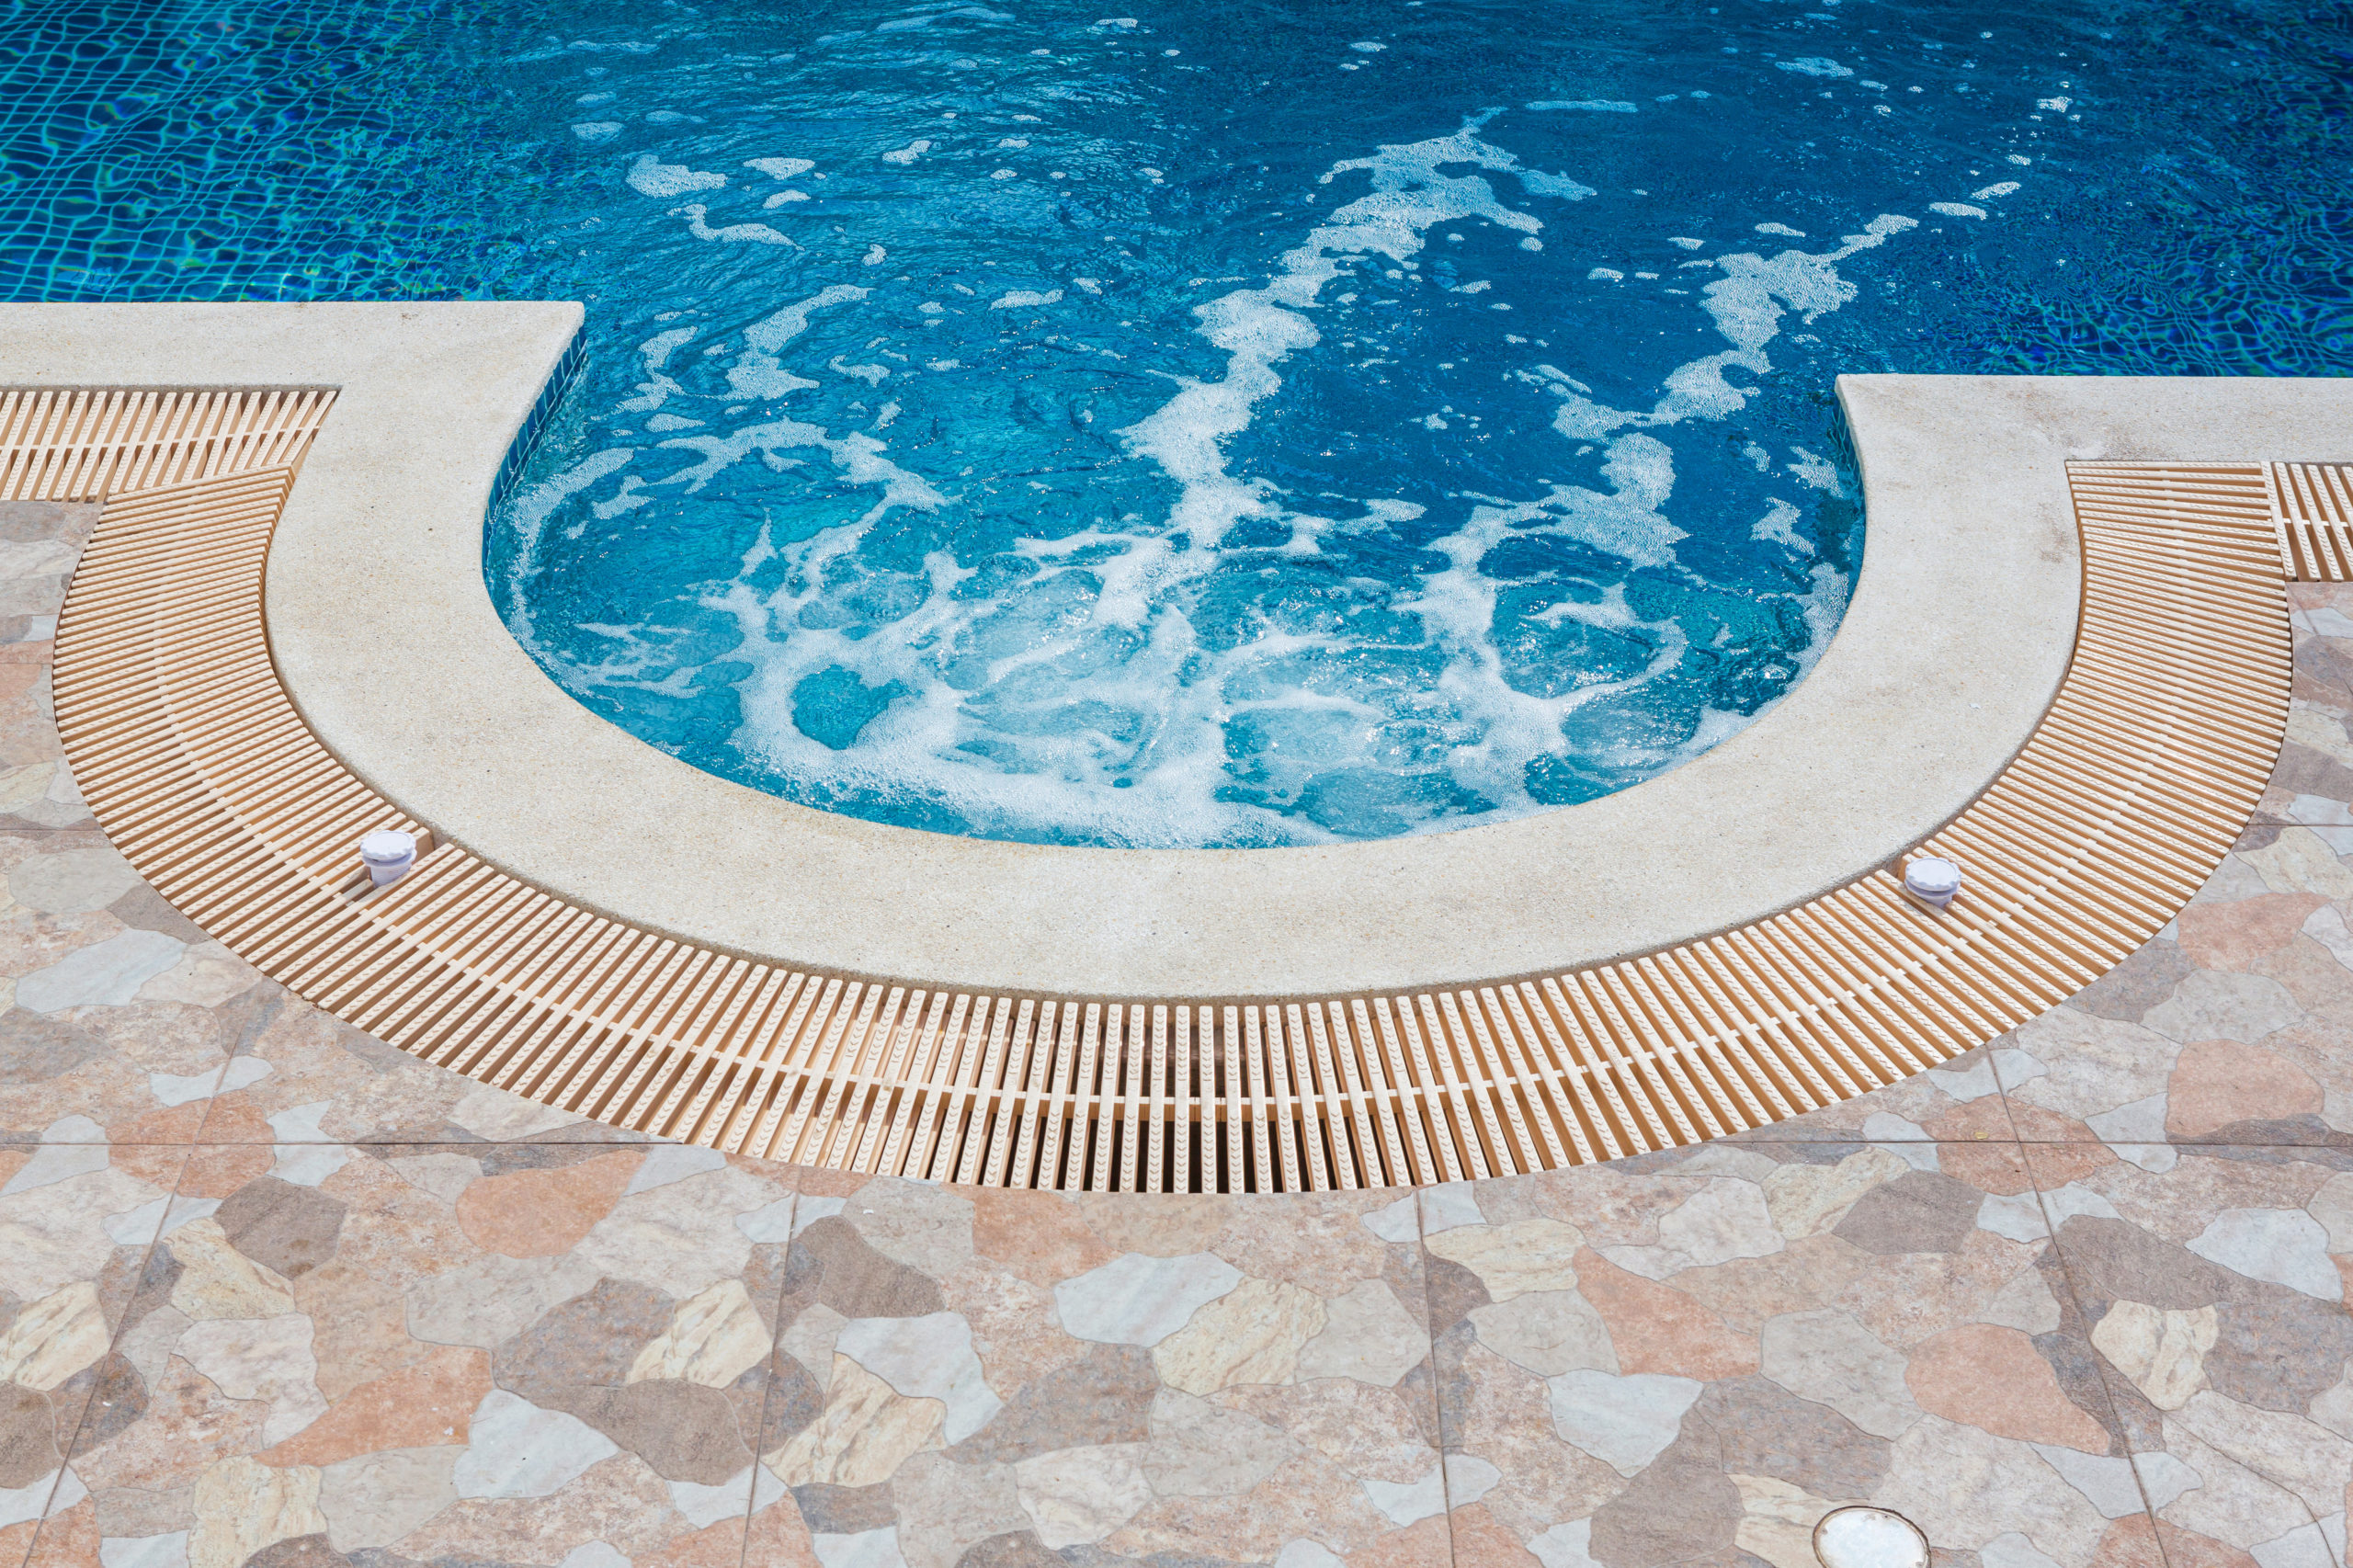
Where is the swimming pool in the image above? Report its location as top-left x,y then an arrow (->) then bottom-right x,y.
7,0 -> 2347,847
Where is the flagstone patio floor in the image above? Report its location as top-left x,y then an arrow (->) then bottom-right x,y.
7,497 -> 2353,1568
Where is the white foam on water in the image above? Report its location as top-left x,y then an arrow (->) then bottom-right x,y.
654,416 -> 946,523
1120,112 -> 1592,566
638,325 -> 698,369
1750,497 -> 1809,551
1401,454 -> 1696,801
1776,57 -> 1854,77
500,449 -> 636,638
727,286 -> 869,398
1929,201 -> 1988,219
617,374 -> 681,414
1972,180 -> 2021,199
1530,212 -> 1918,443
1527,99 -> 1637,112
521,107 -> 1929,846
677,205 -> 796,245
627,155 -> 726,196
1787,447 -> 1843,492
881,139 -> 932,165
592,476 -> 652,519
665,112 -> 1729,842
572,122 -> 621,142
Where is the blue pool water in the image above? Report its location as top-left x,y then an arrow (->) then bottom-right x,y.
7,0 -> 2348,846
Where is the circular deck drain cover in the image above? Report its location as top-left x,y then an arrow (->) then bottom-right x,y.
1813,1507 -> 1929,1568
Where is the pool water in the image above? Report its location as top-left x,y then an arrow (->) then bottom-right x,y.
7,0 -> 2348,846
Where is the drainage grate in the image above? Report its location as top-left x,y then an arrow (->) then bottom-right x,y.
0,386 -> 335,502
49,405 -> 2294,1190
2269,461 -> 2353,581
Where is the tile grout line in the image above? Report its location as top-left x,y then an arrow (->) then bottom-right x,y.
17,529 -> 210,1568
736,1176 -> 801,1567
1413,1185 -> 1462,1568
23,1141 -> 202,1566
1982,1060 -> 2154,1564
185,986 -> 281,1146
2019,1138 -> 2198,1568
2029,1132 -> 2339,1555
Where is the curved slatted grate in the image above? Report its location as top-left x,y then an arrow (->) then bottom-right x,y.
51,424 -> 2293,1191
1,387 -> 335,502
2270,461 -> 2353,581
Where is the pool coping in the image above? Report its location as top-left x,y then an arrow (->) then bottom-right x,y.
6,302 -> 2347,999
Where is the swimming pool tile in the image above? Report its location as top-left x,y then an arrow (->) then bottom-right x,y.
37,1142 -> 796,1567
2023,1141 -> 2353,1568
1424,1141 -> 2154,1568
746,1176 -> 1440,1568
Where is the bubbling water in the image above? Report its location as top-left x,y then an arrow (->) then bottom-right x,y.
14,0 -> 2346,851
481,3 -> 2116,846
496,98 -> 1941,846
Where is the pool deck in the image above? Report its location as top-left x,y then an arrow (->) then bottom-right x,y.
0,301 -> 2102,1000
9,495 -> 2353,1568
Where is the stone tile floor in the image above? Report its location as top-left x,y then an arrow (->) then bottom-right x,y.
6,496 -> 2353,1568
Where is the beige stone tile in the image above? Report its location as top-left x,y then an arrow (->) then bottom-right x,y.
2027,1141 -> 2353,1568
1430,1142 -> 2145,1567
39,1143 -> 797,1567
745,1176 -> 1438,1568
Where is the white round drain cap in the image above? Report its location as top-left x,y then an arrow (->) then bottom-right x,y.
1904,857 -> 1962,896
1813,1507 -> 1928,1568
358,829 -> 417,865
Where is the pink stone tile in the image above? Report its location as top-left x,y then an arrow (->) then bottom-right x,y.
2025,1141 -> 2353,1568
750,1176 -> 1437,1568
40,1143 -> 798,1566
1429,1143 -> 2141,1568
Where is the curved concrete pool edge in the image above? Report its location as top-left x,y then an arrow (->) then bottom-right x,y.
278,303 -> 2070,998
7,303 -> 2342,999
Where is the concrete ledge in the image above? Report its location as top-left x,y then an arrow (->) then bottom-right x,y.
6,301 -> 2341,998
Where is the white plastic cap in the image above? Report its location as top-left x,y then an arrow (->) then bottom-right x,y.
1813,1507 -> 1927,1568
358,829 -> 417,866
1904,857 -> 1962,897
